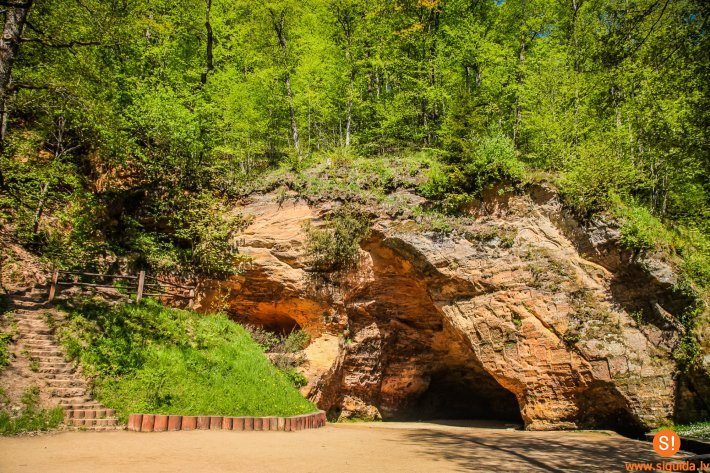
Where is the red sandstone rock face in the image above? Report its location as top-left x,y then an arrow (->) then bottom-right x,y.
196,191 -> 707,432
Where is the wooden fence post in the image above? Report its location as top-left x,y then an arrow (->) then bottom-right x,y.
188,288 -> 195,309
136,271 -> 145,304
48,270 -> 58,302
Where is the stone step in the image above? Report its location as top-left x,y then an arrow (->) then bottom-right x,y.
23,346 -> 61,353
17,328 -> 52,336
20,338 -> 58,344
67,418 -> 119,428
37,361 -> 73,368
57,397 -> 93,406
32,356 -> 67,364
70,425 -> 122,432
49,387 -> 87,398
15,320 -> 50,327
17,326 -> 54,343
65,408 -> 116,419
12,295 -> 48,303
46,379 -> 87,389
60,402 -> 103,411
15,319 -> 50,325
28,349 -> 65,357
38,365 -> 75,375
20,332 -> 55,338
12,308 -> 48,315
21,342 -> 60,349
12,300 -> 48,308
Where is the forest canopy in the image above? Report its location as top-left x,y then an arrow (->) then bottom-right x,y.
0,0 -> 707,291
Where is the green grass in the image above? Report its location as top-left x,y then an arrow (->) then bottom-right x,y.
0,329 -> 11,369
0,387 -> 64,436
653,421 -> 710,440
674,422 -> 710,440
57,299 -> 317,422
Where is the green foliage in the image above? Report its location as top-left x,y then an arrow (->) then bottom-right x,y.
0,0 -> 705,382
305,205 -> 371,272
460,134 -> 524,194
674,422 -> 710,440
0,0 -> 704,303
242,325 -> 311,387
615,203 -> 670,253
0,387 -> 64,436
57,299 -> 316,419
0,330 -> 12,369
418,133 -> 522,214
559,144 -> 645,219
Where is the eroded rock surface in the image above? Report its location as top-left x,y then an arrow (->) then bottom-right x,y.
197,190 -> 708,432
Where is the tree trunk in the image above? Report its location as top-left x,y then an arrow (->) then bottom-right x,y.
0,0 -> 33,188
270,9 -> 301,156
32,181 -> 48,235
200,0 -> 213,85
284,74 -> 300,155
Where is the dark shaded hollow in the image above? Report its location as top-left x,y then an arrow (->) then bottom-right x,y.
574,382 -> 646,439
395,367 -> 523,424
237,313 -> 301,335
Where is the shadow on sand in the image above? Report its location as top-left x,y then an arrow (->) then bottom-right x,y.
394,421 -> 689,472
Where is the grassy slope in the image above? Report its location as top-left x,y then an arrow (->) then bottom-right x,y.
57,299 -> 316,421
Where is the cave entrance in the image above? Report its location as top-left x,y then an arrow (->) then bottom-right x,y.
259,315 -> 300,335
235,312 -> 301,336
398,366 -> 523,424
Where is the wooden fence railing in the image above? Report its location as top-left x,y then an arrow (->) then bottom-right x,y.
48,270 -> 196,306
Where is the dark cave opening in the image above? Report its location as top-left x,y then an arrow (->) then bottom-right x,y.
233,312 -> 301,336
575,382 -> 647,438
259,316 -> 301,335
396,366 -> 524,424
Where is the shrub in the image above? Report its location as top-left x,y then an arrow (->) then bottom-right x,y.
615,202 -> 670,253
305,205 -> 371,272
559,141 -> 645,218
461,133 -> 525,193
243,326 -> 311,387
418,133 -> 523,214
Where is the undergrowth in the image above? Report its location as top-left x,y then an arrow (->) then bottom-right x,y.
0,387 -> 64,436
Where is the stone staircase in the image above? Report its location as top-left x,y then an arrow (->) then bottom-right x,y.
10,288 -> 121,431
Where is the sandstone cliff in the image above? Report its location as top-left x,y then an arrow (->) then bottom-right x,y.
197,187 -> 708,433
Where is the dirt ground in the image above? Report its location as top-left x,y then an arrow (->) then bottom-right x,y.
0,421 -> 690,473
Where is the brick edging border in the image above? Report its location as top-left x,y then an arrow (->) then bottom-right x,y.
127,411 -> 327,432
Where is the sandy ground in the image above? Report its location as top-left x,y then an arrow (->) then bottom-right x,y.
0,421 -> 688,473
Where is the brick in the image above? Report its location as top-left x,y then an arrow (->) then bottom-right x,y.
222,417 -> 233,430
269,417 -> 278,431
284,418 -> 291,432
127,414 -> 143,431
197,416 -> 210,430
244,417 -> 253,431
182,416 -> 197,431
210,416 -> 223,430
277,417 -> 285,431
253,417 -> 262,431
154,415 -> 168,432
233,417 -> 244,431
168,415 -> 182,431
141,414 -> 155,432
85,410 -> 96,419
